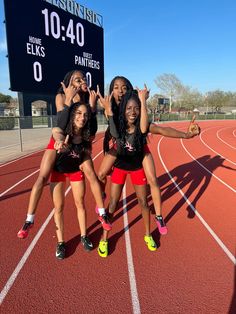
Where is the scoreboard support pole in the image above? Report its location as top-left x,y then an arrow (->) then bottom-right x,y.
18,92 -> 55,129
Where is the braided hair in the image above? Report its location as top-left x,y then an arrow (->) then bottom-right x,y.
117,90 -> 143,155
103,76 -> 134,153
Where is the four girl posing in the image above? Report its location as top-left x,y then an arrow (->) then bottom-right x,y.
17,71 -> 200,259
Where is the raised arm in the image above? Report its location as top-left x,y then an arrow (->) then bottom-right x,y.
137,84 -> 149,134
98,90 -> 119,139
56,75 -> 80,129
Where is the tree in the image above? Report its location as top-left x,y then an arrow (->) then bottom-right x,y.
205,90 -> 226,112
175,86 -> 203,111
154,74 -> 183,112
0,93 -> 12,104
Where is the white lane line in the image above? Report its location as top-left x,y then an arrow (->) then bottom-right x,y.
0,149 -> 104,305
158,137 -> 236,265
0,170 -> 40,198
200,128 -> 236,166
181,140 -> 236,193
216,127 -> 236,150
0,136 -> 105,196
122,184 -> 141,314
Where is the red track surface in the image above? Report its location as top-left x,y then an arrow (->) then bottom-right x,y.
0,121 -> 235,313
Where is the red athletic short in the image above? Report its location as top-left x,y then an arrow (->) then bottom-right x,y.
46,136 -> 55,150
50,170 -> 84,182
111,167 -> 147,185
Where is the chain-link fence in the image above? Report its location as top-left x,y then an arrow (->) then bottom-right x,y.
0,113 -> 108,163
0,112 -> 235,163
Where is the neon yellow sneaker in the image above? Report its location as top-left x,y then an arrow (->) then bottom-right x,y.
98,240 -> 108,258
144,235 -> 157,251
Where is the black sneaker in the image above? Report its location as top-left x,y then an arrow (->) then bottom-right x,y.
81,235 -> 93,252
56,242 -> 66,260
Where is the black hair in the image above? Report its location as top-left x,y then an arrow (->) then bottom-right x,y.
103,76 -> 134,153
65,102 -> 92,152
57,70 -> 89,102
117,90 -> 143,155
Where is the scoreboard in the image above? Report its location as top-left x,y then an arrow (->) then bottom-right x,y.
4,0 -> 104,94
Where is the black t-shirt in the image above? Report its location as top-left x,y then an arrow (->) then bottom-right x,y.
114,132 -> 145,171
54,142 -> 89,173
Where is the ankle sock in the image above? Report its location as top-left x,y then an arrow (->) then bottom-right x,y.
97,208 -> 105,216
26,214 -> 35,223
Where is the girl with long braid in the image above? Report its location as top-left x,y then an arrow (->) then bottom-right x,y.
97,76 -> 200,237
97,88 -> 157,257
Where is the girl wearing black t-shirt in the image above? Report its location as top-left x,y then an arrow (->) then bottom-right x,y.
51,102 -> 111,259
97,89 -> 158,257
17,70 -> 102,239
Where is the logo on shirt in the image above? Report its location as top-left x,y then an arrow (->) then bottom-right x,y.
124,141 -> 135,152
69,150 -> 81,159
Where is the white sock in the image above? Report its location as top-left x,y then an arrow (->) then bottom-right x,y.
26,214 -> 35,223
97,208 -> 105,216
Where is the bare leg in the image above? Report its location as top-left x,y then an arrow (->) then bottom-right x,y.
142,153 -> 162,216
80,158 -> 104,209
97,149 -> 117,193
133,184 -> 150,236
70,181 -> 86,236
27,149 -> 57,215
100,183 -> 123,241
50,181 -> 65,243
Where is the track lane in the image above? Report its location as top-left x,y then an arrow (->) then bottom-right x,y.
0,122 -> 235,313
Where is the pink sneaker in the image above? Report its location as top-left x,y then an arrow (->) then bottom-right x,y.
17,221 -> 34,239
98,214 -> 112,231
155,216 -> 168,235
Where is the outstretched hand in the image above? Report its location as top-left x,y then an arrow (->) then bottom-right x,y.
187,115 -> 201,137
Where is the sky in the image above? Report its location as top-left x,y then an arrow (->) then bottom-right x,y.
1,0 -> 236,97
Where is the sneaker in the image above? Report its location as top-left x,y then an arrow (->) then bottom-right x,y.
81,235 -> 93,252
17,221 -> 34,239
56,242 -> 66,260
98,213 -> 112,231
144,235 -> 157,251
98,240 -> 108,258
155,215 -> 168,235
95,192 -> 107,214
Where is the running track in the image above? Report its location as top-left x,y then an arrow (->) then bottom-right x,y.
0,120 -> 235,313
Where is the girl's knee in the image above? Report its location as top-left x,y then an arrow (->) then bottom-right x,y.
98,171 -> 106,182
75,200 -> 85,212
147,175 -> 158,187
137,197 -> 148,209
54,206 -> 64,215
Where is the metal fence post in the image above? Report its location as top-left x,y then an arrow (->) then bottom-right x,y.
18,117 -> 23,152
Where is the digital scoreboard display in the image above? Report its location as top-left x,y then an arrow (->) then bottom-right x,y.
4,0 -> 104,94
